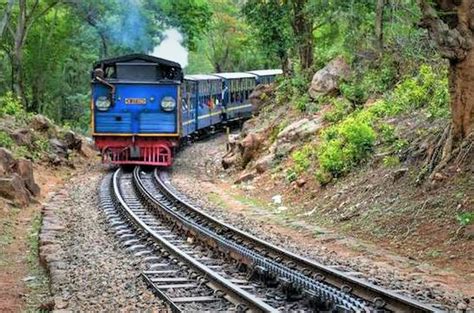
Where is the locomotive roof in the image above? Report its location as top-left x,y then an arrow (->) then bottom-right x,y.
247,69 -> 283,77
93,53 -> 181,69
213,72 -> 257,79
185,74 -> 222,81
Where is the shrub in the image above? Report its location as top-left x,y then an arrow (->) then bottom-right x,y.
0,92 -> 23,117
291,144 -> 314,174
0,131 -> 14,149
293,94 -> 310,112
382,155 -> 400,167
384,64 -> 449,116
323,97 -> 353,123
378,123 -> 396,143
286,169 -> 297,182
317,112 -> 376,178
456,212 -> 473,226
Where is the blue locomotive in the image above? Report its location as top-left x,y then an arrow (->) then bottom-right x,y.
91,54 -> 282,166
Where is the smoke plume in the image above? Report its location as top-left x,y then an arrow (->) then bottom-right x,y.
152,28 -> 188,68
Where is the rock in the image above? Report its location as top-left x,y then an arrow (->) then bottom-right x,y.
308,56 -> 351,99
456,301 -> 468,310
63,130 -> 82,151
249,84 -> 274,114
49,138 -> 68,159
276,118 -> 323,143
10,129 -> 33,147
234,171 -> 256,184
14,159 -> 40,196
0,174 -> 31,206
432,172 -> 447,181
296,178 -> 307,187
254,154 -> 274,173
0,148 -> 15,176
29,114 -> 52,132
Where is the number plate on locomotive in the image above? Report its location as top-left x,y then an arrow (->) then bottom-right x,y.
125,98 -> 146,104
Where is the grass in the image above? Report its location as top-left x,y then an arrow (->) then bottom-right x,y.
25,213 -> 51,311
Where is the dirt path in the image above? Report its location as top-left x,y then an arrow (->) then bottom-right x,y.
0,164 -> 78,312
170,134 -> 472,311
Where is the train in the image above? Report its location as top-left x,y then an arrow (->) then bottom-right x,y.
91,54 -> 282,166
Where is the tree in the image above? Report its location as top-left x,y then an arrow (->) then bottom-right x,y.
0,0 -> 15,40
290,0 -> 314,70
243,0 -> 292,73
375,0 -> 385,54
418,0 -> 473,145
5,0 -> 60,107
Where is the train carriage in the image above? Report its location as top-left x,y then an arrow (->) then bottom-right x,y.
247,69 -> 283,85
183,74 -> 223,133
213,72 -> 257,121
91,54 -> 182,166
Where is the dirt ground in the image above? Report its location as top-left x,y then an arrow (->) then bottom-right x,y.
0,160 -> 95,312
171,134 -> 473,311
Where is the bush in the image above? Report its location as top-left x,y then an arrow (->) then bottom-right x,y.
291,144 -> 314,174
382,155 -> 400,167
323,97 -> 353,123
381,64 -> 449,117
317,112 -> 376,179
378,123 -> 396,143
0,131 -> 14,149
293,94 -> 310,112
456,212 -> 473,226
0,92 -> 23,117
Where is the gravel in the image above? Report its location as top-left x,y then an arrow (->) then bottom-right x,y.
44,168 -> 164,311
170,134 -> 469,311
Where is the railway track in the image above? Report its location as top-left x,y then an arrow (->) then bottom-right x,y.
99,166 -> 440,312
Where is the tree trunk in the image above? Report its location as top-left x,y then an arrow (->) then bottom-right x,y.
449,48 -> 474,142
12,0 -> 27,108
291,0 -> 314,70
375,0 -> 385,54
0,0 -> 15,40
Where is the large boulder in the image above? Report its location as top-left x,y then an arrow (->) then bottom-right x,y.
29,115 -> 53,132
62,130 -> 82,151
14,159 -> 40,196
0,174 -> 31,206
308,56 -> 351,100
49,138 -> 68,159
276,117 -> 324,143
10,129 -> 33,147
0,148 -> 15,177
241,132 -> 264,167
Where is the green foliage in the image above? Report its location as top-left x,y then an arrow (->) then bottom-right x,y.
293,94 -> 310,112
317,112 -> 376,179
291,145 -> 314,174
456,212 -> 474,226
286,169 -> 297,183
0,131 -> 14,149
382,156 -> 400,168
34,137 -> 50,155
373,64 -> 449,117
0,92 -> 24,117
378,123 -> 396,143
323,97 -> 353,123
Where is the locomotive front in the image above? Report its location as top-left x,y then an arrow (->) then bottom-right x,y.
91,54 -> 183,166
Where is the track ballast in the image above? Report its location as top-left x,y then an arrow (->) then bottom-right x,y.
99,166 -> 439,312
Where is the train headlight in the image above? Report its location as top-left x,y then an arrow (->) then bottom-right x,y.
161,96 -> 176,112
95,96 -> 111,111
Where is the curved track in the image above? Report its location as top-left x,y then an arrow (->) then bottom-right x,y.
100,166 -> 440,312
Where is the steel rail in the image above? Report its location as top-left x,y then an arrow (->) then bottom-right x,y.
153,169 -> 440,313
134,168 -> 369,311
111,168 -> 277,313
